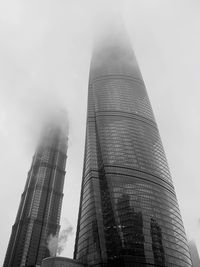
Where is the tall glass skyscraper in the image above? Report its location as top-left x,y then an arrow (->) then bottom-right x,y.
74,26 -> 192,266
4,113 -> 68,267
189,240 -> 200,267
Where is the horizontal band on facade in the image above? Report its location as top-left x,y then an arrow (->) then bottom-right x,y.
22,185 -> 64,197
104,164 -> 172,183
30,162 -> 66,175
83,168 -> 175,196
12,218 -> 60,228
84,164 -> 173,187
89,74 -> 145,86
88,110 -> 157,129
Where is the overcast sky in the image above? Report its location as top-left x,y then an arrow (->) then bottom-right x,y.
0,0 -> 200,264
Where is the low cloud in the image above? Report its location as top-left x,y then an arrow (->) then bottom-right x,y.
57,223 -> 73,255
47,219 -> 73,257
47,234 -> 58,257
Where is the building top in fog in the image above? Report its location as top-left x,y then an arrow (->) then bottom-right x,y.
3,111 -> 68,267
74,24 -> 192,266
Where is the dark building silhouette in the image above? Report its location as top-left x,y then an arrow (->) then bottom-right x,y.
189,240 -> 200,267
116,194 -> 146,266
150,218 -> 165,266
74,24 -> 192,266
4,113 -> 68,267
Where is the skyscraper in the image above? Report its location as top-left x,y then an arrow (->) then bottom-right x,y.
74,25 -> 192,266
4,113 -> 68,267
189,240 -> 200,267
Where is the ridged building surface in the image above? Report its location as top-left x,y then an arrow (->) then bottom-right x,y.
74,27 -> 192,266
4,115 -> 68,267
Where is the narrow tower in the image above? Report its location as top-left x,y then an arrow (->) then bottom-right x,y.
4,112 -> 68,267
74,26 -> 192,266
189,240 -> 200,267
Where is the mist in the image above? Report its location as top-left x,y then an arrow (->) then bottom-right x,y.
47,219 -> 73,257
0,0 -> 200,264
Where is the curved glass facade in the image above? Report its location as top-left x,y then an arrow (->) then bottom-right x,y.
74,30 -> 192,266
4,120 -> 68,267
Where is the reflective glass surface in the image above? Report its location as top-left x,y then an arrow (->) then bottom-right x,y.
74,32 -> 192,267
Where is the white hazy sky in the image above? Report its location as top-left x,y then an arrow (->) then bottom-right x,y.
0,0 -> 200,265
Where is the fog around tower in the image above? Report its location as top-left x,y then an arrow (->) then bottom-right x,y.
0,0 -> 200,264
47,218 -> 73,257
